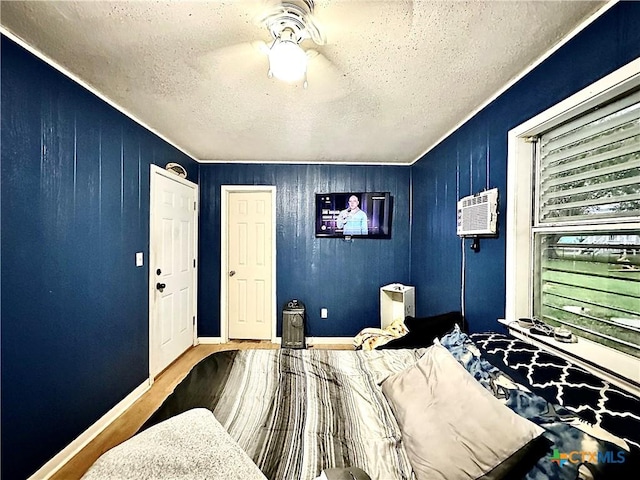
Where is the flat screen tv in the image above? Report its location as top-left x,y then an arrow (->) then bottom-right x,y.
315,192 -> 392,238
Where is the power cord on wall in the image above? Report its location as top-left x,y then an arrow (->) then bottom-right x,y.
461,237 -> 466,319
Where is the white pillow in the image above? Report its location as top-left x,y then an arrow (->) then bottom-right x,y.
381,344 -> 545,480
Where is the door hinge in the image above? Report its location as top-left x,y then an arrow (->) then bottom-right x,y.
194,201 -> 197,211
193,315 -> 196,325
193,258 -> 196,268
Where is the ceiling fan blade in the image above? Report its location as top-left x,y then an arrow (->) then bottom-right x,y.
312,0 -> 413,37
303,49 -> 352,102
184,40 -> 271,93
202,41 -> 268,66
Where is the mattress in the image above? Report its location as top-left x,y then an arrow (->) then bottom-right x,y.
138,329 -> 639,479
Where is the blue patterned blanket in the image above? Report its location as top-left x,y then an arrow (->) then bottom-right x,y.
440,326 -> 639,479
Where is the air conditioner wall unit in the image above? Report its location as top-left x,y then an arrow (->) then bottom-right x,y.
456,188 -> 498,237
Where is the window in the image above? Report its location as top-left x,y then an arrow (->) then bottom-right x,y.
536,92 -> 639,225
506,58 -> 640,387
534,232 -> 639,357
533,91 -> 640,358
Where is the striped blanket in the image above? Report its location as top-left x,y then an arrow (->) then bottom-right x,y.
142,344 -> 639,480
144,349 -> 425,480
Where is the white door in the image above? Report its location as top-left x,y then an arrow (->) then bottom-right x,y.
222,187 -> 275,340
149,165 -> 198,378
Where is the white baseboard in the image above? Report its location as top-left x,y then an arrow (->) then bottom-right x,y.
307,337 -> 355,346
28,380 -> 150,480
199,336 -> 353,346
197,337 -> 223,344
273,336 -> 354,345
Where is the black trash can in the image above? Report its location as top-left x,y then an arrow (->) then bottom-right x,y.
282,299 -> 306,349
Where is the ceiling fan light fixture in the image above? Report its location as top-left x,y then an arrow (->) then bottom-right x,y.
268,29 -> 308,83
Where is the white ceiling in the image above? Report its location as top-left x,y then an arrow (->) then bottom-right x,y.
0,0 -> 606,164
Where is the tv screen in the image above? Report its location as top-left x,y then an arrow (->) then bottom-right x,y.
315,192 -> 392,238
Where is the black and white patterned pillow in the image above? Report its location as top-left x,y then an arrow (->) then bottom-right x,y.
471,332 -> 640,451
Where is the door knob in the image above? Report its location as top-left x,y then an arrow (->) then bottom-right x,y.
229,270 -> 236,277
156,282 -> 166,291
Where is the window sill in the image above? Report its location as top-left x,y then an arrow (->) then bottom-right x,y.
498,319 -> 640,397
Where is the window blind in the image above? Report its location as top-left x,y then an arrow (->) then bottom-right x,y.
537,90 -> 640,225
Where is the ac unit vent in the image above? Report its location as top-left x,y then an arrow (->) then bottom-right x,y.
456,188 -> 498,237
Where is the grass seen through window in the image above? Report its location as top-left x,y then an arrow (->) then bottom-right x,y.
536,233 -> 640,358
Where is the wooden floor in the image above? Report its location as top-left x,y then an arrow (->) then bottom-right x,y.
52,341 -> 352,480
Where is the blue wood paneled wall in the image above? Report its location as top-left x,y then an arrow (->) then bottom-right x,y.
410,2 -> 640,332
198,163 -> 411,337
0,36 -> 198,479
2,2 -> 640,478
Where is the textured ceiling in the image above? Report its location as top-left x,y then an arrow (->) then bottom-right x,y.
0,0 -> 606,164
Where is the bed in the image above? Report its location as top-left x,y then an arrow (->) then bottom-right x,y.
83,320 -> 639,480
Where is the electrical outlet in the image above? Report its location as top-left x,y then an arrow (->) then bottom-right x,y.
321,308 -> 328,319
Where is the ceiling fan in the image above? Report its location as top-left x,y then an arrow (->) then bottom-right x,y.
202,0 -> 346,95
259,0 -> 326,87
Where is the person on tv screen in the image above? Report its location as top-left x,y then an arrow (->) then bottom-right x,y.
337,195 -> 368,235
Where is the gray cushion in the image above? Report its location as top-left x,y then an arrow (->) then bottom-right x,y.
81,408 -> 266,480
381,344 -> 545,480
